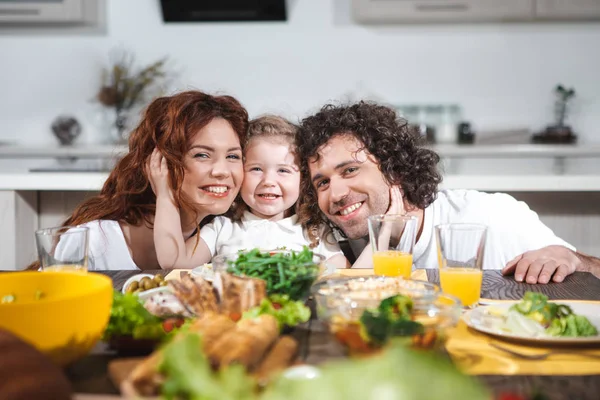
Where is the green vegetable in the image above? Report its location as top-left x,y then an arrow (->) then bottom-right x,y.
1,294 -> 15,304
511,292 -> 571,326
262,343 -> 490,400
359,295 -> 423,346
159,332 -> 256,400
242,294 -> 311,330
546,314 -> 598,337
102,291 -> 166,341
227,247 -> 320,300
511,291 -> 598,338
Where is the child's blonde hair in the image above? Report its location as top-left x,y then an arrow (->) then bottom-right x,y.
244,114 -> 298,150
229,114 -> 299,221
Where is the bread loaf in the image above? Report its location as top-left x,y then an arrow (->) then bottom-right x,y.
0,329 -> 72,400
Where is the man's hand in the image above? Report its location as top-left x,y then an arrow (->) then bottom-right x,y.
501,245 -> 581,284
386,186 -> 405,215
147,148 -> 174,201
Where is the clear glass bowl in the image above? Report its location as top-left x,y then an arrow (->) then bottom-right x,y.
212,249 -> 326,301
312,275 -> 440,321
312,276 -> 461,354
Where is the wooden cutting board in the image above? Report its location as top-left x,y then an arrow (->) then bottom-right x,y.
107,357 -> 144,392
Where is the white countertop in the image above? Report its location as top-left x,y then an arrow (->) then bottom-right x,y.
0,172 -> 598,192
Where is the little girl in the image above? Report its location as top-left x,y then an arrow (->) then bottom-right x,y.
150,114 -> 349,269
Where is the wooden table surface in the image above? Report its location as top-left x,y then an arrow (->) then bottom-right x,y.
66,269 -> 600,400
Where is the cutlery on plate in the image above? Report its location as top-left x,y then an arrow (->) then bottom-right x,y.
489,342 -> 600,360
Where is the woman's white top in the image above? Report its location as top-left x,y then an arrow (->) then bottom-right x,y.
79,220 -> 140,271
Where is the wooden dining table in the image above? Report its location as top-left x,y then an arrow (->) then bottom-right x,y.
66,269 -> 600,400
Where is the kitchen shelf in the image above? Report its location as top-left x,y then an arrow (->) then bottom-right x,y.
2,143 -> 600,158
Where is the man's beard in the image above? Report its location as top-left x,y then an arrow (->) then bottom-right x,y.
337,217 -> 369,240
332,191 -> 390,240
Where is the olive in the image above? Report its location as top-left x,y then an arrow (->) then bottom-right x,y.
133,288 -> 143,294
139,277 -> 152,290
153,274 -> 164,283
127,281 -> 139,292
159,280 -> 168,287
146,280 -> 159,290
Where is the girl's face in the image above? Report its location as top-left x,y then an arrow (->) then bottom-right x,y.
181,117 -> 244,217
241,137 -> 300,221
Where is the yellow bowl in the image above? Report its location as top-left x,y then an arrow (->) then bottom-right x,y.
0,271 -> 113,366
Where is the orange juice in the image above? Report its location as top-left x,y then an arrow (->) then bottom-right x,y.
372,251 -> 413,278
43,264 -> 87,273
439,267 -> 482,307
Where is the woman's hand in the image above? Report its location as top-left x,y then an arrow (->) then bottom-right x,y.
147,148 -> 174,201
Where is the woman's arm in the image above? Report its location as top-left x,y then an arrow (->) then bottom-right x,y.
148,149 -> 213,269
326,253 -> 351,269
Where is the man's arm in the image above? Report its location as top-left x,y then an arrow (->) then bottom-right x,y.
502,245 -> 600,283
575,251 -> 600,279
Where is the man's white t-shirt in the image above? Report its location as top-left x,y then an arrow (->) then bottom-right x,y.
200,211 -> 343,261
353,190 -> 573,270
78,220 -> 139,271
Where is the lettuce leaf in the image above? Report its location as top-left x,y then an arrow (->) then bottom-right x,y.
159,333 -> 256,400
546,314 -> 598,337
511,292 -> 597,338
102,291 -> 165,341
242,294 -> 310,330
262,344 -> 490,400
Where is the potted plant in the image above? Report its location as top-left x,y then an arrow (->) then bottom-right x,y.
532,84 -> 577,144
96,49 -> 169,144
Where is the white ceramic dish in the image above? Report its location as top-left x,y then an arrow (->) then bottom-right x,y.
121,273 -> 155,294
137,286 -> 173,302
282,365 -> 321,380
190,263 -> 214,282
463,301 -> 600,345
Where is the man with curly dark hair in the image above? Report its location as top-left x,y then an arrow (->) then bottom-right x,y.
296,101 -> 600,284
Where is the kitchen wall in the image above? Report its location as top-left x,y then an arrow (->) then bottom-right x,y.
1,0 -> 600,145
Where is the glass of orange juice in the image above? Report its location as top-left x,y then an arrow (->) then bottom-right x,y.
435,223 -> 487,309
367,215 -> 418,278
35,226 -> 89,272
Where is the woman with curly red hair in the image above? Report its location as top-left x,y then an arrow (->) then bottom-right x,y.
31,90 -> 248,271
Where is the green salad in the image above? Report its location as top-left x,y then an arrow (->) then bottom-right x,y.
103,291 -> 174,341
227,247 -> 320,300
510,292 -> 598,337
242,294 -> 311,330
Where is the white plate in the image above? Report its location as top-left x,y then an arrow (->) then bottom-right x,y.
463,301 -> 600,345
190,263 -> 214,282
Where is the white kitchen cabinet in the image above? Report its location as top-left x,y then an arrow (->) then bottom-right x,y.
0,0 -> 105,35
535,0 -> 600,19
352,0 -> 535,23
